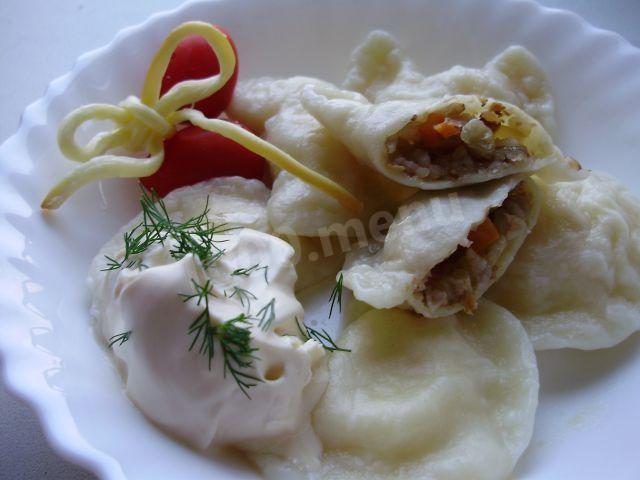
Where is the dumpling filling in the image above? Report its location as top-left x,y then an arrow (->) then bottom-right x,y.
387,102 -> 531,181
419,181 -> 532,313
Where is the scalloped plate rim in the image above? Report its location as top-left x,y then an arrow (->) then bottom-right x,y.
1,0 -> 640,478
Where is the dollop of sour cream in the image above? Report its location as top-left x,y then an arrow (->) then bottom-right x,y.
90,227 -> 327,465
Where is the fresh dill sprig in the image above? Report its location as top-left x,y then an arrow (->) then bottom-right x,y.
328,273 -> 344,318
182,279 -> 217,371
231,263 -> 260,276
231,264 -> 270,283
140,189 -> 235,269
187,307 -> 217,369
139,187 -> 172,243
103,256 -> 133,271
255,298 -> 276,331
179,279 -> 214,305
101,220 -> 161,271
295,317 -> 350,353
103,256 -> 147,271
103,187 -> 235,271
108,330 -> 132,348
227,286 -> 258,310
182,280 -> 262,397
219,314 -> 262,398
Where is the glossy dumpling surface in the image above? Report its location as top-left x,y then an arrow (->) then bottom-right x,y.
488,171 -> 640,350
229,76 -> 413,237
313,301 -> 539,480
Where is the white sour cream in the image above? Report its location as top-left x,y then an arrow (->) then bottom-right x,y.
89,227 -> 327,465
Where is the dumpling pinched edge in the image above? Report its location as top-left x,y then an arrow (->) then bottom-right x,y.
343,30 -> 556,135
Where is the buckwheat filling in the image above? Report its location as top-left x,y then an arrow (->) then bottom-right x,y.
386,103 -> 531,181
418,181 -> 532,313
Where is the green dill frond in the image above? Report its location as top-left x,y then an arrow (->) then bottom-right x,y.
182,280 -> 262,397
108,330 -> 132,348
231,264 -> 258,276
187,308 -> 217,369
182,279 -> 217,369
179,279 -> 214,305
231,264 -> 270,283
328,273 -> 344,318
255,298 -> 276,331
103,188 -> 236,272
102,256 -> 146,272
228,286 -> 257,310
295,317 -> 350,353
102,256 -> 128,271
219,314 -> 262,398
139,188 -> 173,241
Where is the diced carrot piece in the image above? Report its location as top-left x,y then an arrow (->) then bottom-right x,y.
418,114 -> 465,149
427,113 -> 445,125
468,218 -> 500,253
433,119 -> 464,138
418,113 -> 447,148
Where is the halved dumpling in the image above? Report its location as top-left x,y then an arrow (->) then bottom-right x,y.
302,88 -> 559,190
343,176 -> 541,318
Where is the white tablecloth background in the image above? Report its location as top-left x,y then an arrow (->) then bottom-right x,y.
1,0 -> 639,478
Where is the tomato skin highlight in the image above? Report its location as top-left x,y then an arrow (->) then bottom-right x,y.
160,26 -> 239,118
141,124 -> 267,197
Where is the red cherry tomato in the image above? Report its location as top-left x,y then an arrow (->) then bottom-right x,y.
141,123 -> 268,197
160,26 -> 239,118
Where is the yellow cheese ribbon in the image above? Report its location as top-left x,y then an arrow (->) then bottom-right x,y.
41,21 -> 363,213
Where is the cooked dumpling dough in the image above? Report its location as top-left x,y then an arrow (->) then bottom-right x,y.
343,176 -> 540,318
287,236 -> 346,292
228,77 -> 414,236
343,30 -> 555,134
302,87 -> 558,190
488,172 -> 640,350
158,176 -> 271,232
312,302 -> 539,480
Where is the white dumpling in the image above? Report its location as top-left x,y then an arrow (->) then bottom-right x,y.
488,171 -> 640,350
343,30 -> 555,134
286,236 -> 346,292
228,77 -> 414,237
159,176 -> 272,232
343,176 -> 540,318
312,301 -> 539,480
302,87 -> 559,190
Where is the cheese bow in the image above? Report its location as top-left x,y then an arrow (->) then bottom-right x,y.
42,21 -> 362,214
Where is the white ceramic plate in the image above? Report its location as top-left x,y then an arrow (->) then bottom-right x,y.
2,0 -> 640,478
